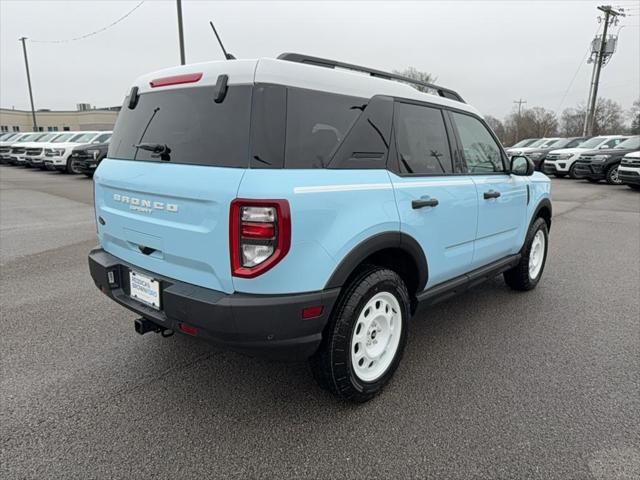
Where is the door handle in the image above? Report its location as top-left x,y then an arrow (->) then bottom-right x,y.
412,197 -> 439,209
483,190 -> 501,200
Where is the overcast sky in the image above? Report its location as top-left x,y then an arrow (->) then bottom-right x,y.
1,0 -> 638,119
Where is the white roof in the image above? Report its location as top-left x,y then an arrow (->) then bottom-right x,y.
132,57 -> 481,117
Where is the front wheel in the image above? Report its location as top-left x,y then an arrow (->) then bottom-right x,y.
568,164 -> 580,179
605,164 -> 623,185
309,267 -> 410,402
504,217 -> 549,291
65,157 -> 81,174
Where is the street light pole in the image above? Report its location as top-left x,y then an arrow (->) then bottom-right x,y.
19,37 -> 38,132
176,0 -> 186,65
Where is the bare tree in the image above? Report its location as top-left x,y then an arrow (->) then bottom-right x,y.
528,107 -> 558,137
560,99 -> 624,136
393,67 -> 436,93
560,107 -> 585,136
628,99 -> 640,135
484,115 -> 506,144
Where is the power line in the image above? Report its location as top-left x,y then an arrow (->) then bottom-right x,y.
30,1 -> 145,44
555,23 -> 603,113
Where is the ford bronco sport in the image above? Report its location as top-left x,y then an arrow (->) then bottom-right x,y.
89,54 -> 552,402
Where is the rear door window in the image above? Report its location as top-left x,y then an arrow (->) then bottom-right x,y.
393,102 -> 453,175
109,85 -> 252,167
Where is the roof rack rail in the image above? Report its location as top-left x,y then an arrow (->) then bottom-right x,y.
277,52 -> 465,103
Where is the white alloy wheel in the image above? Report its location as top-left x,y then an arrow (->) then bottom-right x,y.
529,229 -> 546,280
350,291 -> 402,382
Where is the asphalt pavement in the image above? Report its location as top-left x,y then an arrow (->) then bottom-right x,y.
1,165 -> 638,479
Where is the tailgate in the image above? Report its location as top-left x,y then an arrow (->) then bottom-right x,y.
95,159 -> 244,294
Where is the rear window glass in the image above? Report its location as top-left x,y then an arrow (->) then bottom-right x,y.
284,88 -> 363,168
108,85 -> 252,167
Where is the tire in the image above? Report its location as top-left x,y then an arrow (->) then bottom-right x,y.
554,173 -> 566,178
504,217 -> 549,291
568,164 -> 579,179
65,157 -> 80,174
309,267 -> 410,402
605,164 -> 623,185
586,178 -> 600,183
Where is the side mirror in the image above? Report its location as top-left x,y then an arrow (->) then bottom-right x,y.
510,155 -> 535,176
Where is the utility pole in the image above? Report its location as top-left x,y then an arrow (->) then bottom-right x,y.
583,5 -> 625,136
19,37 -> 38,132
176,0 -> 186,65
513,98 -> 527,142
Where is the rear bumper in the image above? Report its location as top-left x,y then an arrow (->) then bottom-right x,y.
88,248 -> 340,361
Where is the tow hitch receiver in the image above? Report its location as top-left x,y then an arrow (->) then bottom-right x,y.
134,318 -> 173,337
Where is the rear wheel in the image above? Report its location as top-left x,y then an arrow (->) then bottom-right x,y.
504,217 -> 549,291
309,267 -> 410,402
605,164 -> 622,185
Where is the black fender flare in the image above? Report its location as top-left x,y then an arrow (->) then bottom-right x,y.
324,231 -> 428,291
532,198 -> 552,230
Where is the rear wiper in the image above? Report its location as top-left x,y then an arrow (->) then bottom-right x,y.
133,143 -> 171,161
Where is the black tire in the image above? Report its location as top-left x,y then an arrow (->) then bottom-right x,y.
568,164 -> 579,179
554,173 -> 566,178
586,178 -> 600,183
605,164 -> 622,185
504,217 -> 549,291
66,157 -> 80,174
309,266 -> 410,402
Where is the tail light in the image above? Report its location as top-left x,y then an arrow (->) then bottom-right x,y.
230,199 -> 291,278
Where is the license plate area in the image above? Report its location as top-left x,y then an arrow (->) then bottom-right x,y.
129,270 -> 161,310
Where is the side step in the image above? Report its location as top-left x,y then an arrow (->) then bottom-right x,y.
415,254 -> 521,309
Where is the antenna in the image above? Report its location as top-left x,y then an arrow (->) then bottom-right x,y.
209,21 -> 236,60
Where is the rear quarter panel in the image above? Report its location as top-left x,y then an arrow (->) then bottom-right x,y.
235,169 -> 399,294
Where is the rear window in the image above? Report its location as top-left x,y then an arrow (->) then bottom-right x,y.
108,85 -> 252,167
284,88 -> 364,168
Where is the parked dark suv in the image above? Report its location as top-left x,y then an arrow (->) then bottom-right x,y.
573,136 -> 640,184
71,136 -> 111,177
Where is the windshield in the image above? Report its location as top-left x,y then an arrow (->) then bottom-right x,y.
511,138 -> 535,148
70,133 -> 98,144
540,138 -> 561,148
614,136 -> 640,150
564,137 -> 587,148
52,133 -> 74,143
19,133 -> 44,142
526,139 -> 548,148
93,133 -> 112,144
579,137 -> 609,149
36,133 -> 57,142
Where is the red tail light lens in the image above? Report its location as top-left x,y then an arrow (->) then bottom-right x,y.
150,73 -> 203,88
230,199 -> 291,278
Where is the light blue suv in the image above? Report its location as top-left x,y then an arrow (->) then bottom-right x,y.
89,54 -> 552,402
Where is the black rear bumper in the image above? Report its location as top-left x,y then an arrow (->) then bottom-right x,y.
88,248 -> 340,361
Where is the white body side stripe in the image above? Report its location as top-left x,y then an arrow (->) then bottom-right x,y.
294,178 -> 474,194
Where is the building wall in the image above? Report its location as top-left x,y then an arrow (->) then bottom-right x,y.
0,108 -> 119,133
